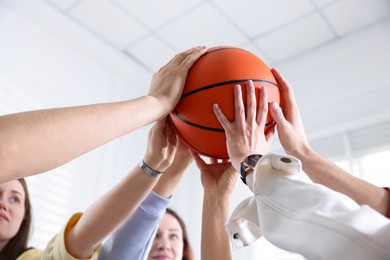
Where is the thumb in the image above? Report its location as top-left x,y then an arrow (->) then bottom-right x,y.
270,102 -> 286,127
189,149 -> 205,168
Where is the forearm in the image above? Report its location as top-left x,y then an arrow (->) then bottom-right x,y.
298,148 -> 389,215
65,166 -> 159,258
153,153 -> 192,198
201,193 -> 232,260
0,96 -> 164,182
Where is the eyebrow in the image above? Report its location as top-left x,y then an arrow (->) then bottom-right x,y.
168,228 -> 182,233
11,190 -> 24,197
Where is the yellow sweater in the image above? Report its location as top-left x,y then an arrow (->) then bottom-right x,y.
17,213 -> 100,260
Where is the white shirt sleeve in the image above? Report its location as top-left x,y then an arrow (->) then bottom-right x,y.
226,153 -> 390,260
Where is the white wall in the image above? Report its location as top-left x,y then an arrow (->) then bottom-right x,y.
0,2 -> 152,251
278,19 -> 390,141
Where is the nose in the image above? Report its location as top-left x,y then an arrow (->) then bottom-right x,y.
0,198 -> 8,210
156,236 -> 170,251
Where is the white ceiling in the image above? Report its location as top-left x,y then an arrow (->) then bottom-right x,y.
42,0 -> 390,73
2,0 -> 390,142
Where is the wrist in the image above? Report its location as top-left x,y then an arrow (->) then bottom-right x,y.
232,152 -> 256,172
139,160 -> 163,178
143,95 -> 169,119
287,142 -> 312,159
164,157 -> 192,177
203,192 -> 231,208
143,154 -> 169,173
291,146 -> 316,163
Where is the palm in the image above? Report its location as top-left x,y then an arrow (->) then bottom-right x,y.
202,162 -> 230,192
191,152 -> 239,197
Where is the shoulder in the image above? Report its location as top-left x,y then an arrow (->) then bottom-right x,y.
17,248 -> 42,260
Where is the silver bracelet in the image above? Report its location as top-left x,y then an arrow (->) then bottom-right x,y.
139,160 -> 162,178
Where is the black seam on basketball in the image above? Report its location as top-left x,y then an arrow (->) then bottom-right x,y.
170,116 -> 218,157
182,79 -> 277,99
204,47 -> 240,55
203,47 -> 257,58
170,117 -> 203,152
174,109 -> 225,132
173,109 -> 275,132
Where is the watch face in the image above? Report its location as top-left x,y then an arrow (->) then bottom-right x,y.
245,154 -> 262,167
240,154 -> 262,184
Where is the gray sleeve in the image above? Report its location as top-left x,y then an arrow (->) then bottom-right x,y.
98,191 -> 171,260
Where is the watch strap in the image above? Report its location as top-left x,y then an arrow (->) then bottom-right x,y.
139,160 -> 162,178
240,154 -> 262,185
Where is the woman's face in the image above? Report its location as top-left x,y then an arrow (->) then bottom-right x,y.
148,212 -> 184,260
0,180 -> 26,242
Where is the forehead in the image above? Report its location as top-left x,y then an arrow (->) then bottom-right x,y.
159,213 -> 182,232
0,180 -> 25,195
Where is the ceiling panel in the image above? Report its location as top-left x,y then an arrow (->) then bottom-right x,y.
323,0 -> 390,35
156,2 -> 247,50
125,34 -> 177,72
255,12 -> 335,62
115,0 -> 205,30
312,0 -> 342,7
212,0 -> 315,38
45,0 -> 79,10
69,0 -> 148,48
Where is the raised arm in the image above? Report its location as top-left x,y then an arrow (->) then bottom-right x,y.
153,141 -> 193,198
191,152 -> 239,260
213,76 -> 390,259
99,141 -> 193,260
269,68 -> 390,215
0,46 -> 207,183
64,117 -> 180,258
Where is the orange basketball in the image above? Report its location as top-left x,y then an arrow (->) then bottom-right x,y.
169,46 -> 280,159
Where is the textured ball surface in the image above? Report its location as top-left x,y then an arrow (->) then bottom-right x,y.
170,46 -> 280,159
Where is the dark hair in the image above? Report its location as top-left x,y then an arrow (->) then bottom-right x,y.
166,208 -> 194,260
0,178 -> 32,260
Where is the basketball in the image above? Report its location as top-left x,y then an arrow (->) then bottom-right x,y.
169,46 -> 280,159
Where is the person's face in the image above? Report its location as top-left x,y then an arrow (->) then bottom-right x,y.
148,213 -> 184,260
0,180 -> 26,241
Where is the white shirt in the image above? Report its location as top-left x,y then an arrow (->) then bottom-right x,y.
226,153 -> 390,260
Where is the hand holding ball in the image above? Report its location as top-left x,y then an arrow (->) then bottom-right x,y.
169,46 -> 280,159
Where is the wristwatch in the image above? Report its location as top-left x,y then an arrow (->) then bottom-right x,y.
139,160 -> 163,178
240,154 -> 262,185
